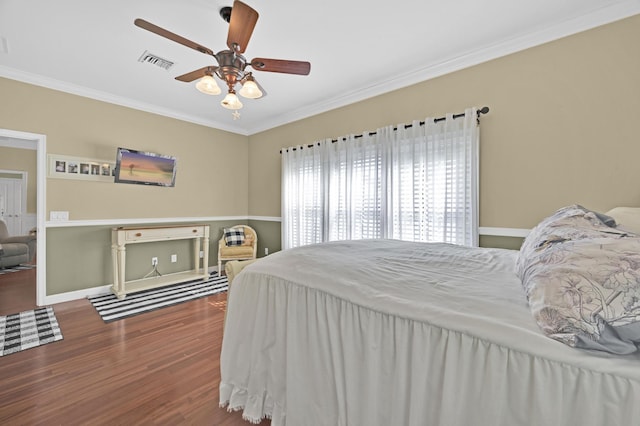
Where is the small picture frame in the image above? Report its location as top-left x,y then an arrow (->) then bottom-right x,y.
48,154 -> 116,182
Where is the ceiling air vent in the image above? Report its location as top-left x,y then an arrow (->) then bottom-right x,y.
138,50 -> 174,70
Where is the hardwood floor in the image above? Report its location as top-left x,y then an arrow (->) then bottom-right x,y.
0,269 -> 270,425
0,266 -> 37,316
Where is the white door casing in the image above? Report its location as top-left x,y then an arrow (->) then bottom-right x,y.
0,129 -> 46,306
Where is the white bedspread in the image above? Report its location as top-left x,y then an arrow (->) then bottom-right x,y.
219,240 -> 640,426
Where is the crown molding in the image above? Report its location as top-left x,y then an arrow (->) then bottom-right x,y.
0,65 -> 250,136
1,2 -> 638,136
244,1 -> 640,134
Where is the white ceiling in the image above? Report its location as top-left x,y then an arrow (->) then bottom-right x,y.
0,0 -> 638,135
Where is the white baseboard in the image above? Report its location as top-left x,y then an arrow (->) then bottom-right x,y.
44,266 -> 220,306
43,284 -> 112,306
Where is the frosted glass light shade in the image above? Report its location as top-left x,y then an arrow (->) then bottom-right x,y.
196,75 -> 221,95
221,92 -> 243,110
239,79 -> 263,99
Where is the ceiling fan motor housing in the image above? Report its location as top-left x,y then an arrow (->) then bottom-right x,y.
219,6 -> 233,23
134,0 -> 310,111
215,50 -> 247,87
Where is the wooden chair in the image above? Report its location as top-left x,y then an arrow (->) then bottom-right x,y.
217,225 -> 257,276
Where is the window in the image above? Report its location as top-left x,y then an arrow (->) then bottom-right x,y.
282,108 -> 479,249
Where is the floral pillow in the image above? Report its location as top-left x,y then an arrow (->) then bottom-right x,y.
516,205 -> 622,277
517,205 -> 640,354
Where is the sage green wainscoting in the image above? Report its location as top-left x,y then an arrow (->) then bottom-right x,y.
45,220 -> 523,296
45,219 -> 255,296
248,219 -> 282,257
47,226 -> 113,294
479,235 -> 525,251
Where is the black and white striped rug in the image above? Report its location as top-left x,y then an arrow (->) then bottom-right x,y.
88,273 -> 228,322
0,264 -> 36,275
0,306 -> 63,356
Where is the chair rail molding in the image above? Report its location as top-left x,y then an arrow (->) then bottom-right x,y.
46,216 -> 529,239
45,216 -> 250,228
479,227 -> 530,238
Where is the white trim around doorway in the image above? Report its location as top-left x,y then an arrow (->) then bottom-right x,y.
0,129 -> 46,306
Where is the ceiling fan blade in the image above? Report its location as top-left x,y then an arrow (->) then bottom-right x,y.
226,0 -> 259,53
250,58 -> 311,75
175,66 -> 218,82
135,18 -> 215,56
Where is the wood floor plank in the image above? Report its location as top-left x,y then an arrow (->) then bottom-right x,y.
0,267 -> 37,315
0,270 -> 270,425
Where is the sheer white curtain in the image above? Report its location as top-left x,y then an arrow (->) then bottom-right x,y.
282,107 -> 479,249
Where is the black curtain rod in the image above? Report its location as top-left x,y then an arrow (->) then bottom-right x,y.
280,106 -> 489,153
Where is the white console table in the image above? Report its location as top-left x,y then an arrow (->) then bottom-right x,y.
111,224 -> 210,299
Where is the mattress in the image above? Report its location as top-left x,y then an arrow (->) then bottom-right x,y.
219,239 -> 640,426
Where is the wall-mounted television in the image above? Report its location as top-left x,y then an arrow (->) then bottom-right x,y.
114,148 -> 177,187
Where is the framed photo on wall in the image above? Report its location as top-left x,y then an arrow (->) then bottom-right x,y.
47,154 -> 116,182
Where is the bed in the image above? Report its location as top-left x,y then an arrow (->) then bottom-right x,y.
219,206 -> 640,426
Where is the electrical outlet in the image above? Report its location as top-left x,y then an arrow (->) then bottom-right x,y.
171,254 -> 177,263
264,247 -> 269,255
199,250 -> 204,258
49,211 -> 69,221
151,257 -> 158,266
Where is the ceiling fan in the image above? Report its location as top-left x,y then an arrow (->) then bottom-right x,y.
134,0 -> 311,113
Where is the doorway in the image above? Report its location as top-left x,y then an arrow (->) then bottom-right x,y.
0,129 -> 46,307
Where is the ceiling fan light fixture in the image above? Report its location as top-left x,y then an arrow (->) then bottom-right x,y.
239,78 -> 263,99
221,90 -> 243,110
196,74 -> 221,95
135,0 -> 311,117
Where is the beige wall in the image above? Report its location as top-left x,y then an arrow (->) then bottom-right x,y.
0,77 -> 249,295
0,146 -> 37,213
2,14 -> 640,295
0,78 -> 249,220
248,14 -> 640,229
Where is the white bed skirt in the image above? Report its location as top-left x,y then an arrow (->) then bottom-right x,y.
220,241 -> 640,425
220,277 -> 640,426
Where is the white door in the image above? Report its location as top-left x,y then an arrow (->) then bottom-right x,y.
0,177 -> 24,235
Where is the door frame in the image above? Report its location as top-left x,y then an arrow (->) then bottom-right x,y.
0,129 -> 46,306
